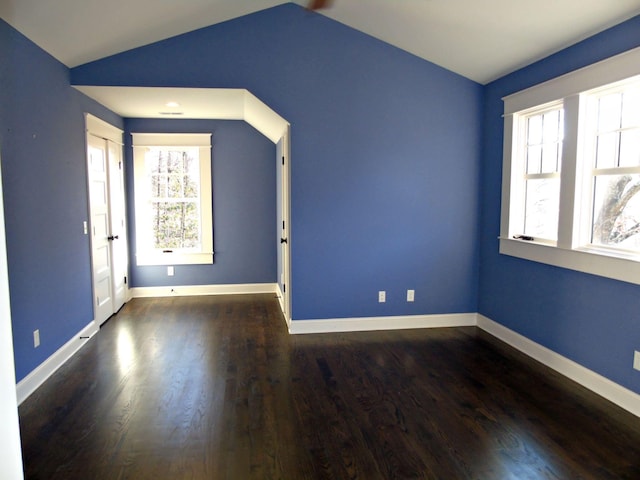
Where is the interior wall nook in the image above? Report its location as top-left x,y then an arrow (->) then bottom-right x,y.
76,87 -> 292,320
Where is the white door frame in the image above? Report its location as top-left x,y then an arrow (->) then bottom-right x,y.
0,151 -> 25,479
85,114 -> 128,325
106,139 -> 128,311
278,125 -> 292,324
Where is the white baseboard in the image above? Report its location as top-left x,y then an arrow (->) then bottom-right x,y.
130,283 -> 278,298
275,283 -> 291,329
477,314 -> 640,418
16,320 -> 98,405
289,313 -> 477,334
16,304 -> 639,420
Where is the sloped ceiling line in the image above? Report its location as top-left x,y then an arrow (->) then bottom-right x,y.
3,1 -> 640,84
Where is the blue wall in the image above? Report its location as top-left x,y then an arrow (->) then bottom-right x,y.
2,1 -> 639,397
0,19 -> 122,381
478,16 -> 640,394
124,118 -> 276,287
72,3 -> 484,321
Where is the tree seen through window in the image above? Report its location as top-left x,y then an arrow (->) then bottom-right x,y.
147,148 -> 201,250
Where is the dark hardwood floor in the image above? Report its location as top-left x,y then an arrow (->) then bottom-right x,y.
19,294 -> 640,479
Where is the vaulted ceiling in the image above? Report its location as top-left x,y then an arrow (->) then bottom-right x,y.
1,0 -> 639,84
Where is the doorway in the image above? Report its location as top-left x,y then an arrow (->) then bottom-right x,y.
85,114 -> 129,326
277,126 -> 291,322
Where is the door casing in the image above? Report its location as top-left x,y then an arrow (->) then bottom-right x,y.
85,114 -> 128,325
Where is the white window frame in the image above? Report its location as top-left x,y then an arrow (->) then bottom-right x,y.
510,101 -> 564,244
132,133 -> 213,266
500,47 -> 640,285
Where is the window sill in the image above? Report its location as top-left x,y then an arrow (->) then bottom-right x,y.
136,252 -> 214,266
498,237 -> 640,285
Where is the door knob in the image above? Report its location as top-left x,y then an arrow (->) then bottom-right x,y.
280,237 -> 288,244
107,235 -> 119,241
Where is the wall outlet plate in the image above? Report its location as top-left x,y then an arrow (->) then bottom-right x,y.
634,351 -> 640,371
407,289 -> 415,302
378,291 -> 386,303
33,329 -> 40,348
167,266 -> 174,276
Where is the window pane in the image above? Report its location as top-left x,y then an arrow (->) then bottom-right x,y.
527,115 -> 542,145
167,174 -> 183,198
149,151 -> 166,173
597,93 -> 622,132
526,145 -> 542,174
151,174 -> 167,198
595,132 -> 619,169
619,129 -> 640,168
621,88 -> 640,128
184,175 -> 198,198
524,178 -> 560,240
145,147 -> 202,250
153,201 -> 200,249
541,143 -> 560,173
591,174 -> 640,250
525,108 -> 563,174
543,109 -> 561,142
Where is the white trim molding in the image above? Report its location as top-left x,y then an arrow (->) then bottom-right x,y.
130,283 -> 278,298
276,283 -> 291,329
477,314 -> 640,418
85,113 -> 123,144
502,46 -> 640,115
15,303 -> 640,420
499,47 -> 640,286
289,313 -> 477,334
16,321 -> 98,405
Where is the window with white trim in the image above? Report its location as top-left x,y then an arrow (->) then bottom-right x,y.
132,133 -> 213,266
500,47 -> 640,285
515,103 -> 564,242
585,84 -> 640,252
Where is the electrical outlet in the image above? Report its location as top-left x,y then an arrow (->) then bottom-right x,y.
378,291 -> 386,303
634,351 -> 640,371
407,289 -> 415,302
33,329 -> 40,348
167,266 -> 174,276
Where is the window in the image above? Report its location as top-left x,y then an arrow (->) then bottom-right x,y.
500,47 -> 640,285
515,104 -> 564,242
585,84 -> 640,252
133,133 -> 213,265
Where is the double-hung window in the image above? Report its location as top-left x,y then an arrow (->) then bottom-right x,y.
515,104 -> 564,242
500,47 -> 640,285
585,84 -> 640,252
132,133 -> 213,266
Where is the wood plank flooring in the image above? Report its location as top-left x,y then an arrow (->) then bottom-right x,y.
19,294 -> 640,479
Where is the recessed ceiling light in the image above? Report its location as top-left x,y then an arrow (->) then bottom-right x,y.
165,101 -> 180,108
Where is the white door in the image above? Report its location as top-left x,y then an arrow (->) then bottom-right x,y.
107,140 -> 128,312
86,115 -> 128,326
0,151 -> 25,480
279,126 -> 291,320
87,134 -> 115,325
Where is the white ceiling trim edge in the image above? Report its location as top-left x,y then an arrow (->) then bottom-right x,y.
73,86 -> 289,143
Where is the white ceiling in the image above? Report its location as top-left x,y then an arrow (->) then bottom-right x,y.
1,0 -> 639,84
74,86 -> 289,142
